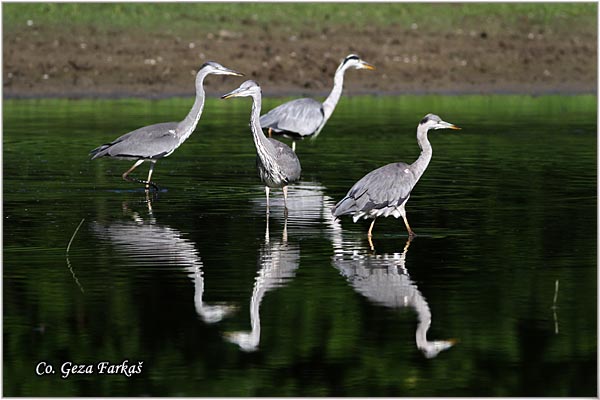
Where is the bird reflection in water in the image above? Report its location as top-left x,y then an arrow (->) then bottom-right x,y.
250,180 -> 343,238
332,236 -> 456,358
225,217 -> 300,352
91,198 -> 236,324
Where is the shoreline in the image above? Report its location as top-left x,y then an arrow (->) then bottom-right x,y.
4,84 -> 596,100
4,9 -> 596,100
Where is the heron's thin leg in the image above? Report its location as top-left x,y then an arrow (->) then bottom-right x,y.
367,234 -> 375,251
122,159 -> 145,183
283,186 -> 289,209
367,218 -> 376,237
145,191 -> 154,215
265,186 -> 270,213
292,141 -> 296,152
145,161 -> 159,191
402,214 -> 416,238
268,128 -> 272,138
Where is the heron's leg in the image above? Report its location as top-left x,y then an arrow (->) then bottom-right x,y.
145,191 -> 154,215
292,141 -> 296,152
146,161 -> 156,190
123,159 -> 145,180
283,186 -> 289,218
282,186 -> 289,209
268,128 -> 272,138
367,218 -> 376,237
122,160 -> 145,183
265,186 -> 270,213
401,210 -> 416,238
367,234 -> 375,251
144,161 -> 159,191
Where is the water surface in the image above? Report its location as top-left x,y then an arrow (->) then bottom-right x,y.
3,95 -> 597,396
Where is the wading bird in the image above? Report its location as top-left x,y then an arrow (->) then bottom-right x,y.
221,80 -> 301,211
90,62 -> 243,191
259,54 -> 375,151
332,114 -> 460,238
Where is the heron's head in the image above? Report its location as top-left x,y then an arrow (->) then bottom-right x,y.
200,61 -> 244,76
419,113 -> 461,131
221,80 -> 261,99
197,304 -> 238,324
341,54 -> 376,71
421,338 -> 458,359
224,331 -> 259,352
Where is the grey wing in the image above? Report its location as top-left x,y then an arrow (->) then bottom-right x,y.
90,122 -> 179,159
259,98 -> 324,137
333,163 -> 414,217
269,138 -> 302,183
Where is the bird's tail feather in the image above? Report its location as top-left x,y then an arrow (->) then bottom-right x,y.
89,144 -> 110,160
331,196 -> 356,217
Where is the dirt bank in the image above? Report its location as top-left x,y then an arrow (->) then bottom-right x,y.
3,22 -> 597,98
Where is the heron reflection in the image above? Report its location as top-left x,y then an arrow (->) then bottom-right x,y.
332,235 -> 456,358
91,200 -> 235,324
225,217 -> 299,352
250,180 -> 343,238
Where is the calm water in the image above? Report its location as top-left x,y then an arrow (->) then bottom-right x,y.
3,95 -> 597,396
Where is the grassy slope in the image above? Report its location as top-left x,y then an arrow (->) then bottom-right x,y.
3,3 -> 596,35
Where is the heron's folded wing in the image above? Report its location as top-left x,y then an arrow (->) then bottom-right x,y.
102,122 -> 180,159
260,98 -> 324,136
271,139 -> 302,183
348,163 -> 413,213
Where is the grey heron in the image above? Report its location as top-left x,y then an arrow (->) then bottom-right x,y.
259,54 -> 375,151
221,80 -> 301,211
90,62 -> 243,191
332,114 -> 460,238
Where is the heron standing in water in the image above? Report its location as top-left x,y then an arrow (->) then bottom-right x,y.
90,62 -> 243,191
259,54 -> 375,151
332,114 -> 461,238
221,80 -> 301,212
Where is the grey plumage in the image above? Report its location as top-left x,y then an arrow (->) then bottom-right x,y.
90,61 -> 243,190
257,138 -> 301,188
222,80 -> 301,210
259,54 -> 375,149
332,162 -> 413,220
259,98 -> 324,138
332,113 -> 460,237
90,122 -> 179,160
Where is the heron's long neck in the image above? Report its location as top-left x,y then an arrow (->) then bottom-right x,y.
250,93 -> 277,160
193,265 -> 206,318
411,126 -> 433,180
245,275 -> 263,348
413,290 -> 433,352
321,64 -> 347,123
178,71 -> 208,140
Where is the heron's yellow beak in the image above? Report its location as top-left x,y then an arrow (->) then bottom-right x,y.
361,62 -> 376,70
448,125 -> 461,130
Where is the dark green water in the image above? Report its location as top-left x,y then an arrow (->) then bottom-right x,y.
3,95 -> 597,396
